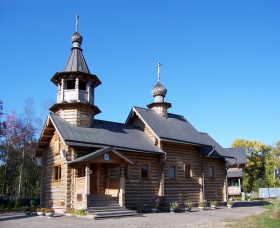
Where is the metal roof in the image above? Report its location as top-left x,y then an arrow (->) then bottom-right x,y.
227,167 -> 243,178
64,47 -> 90,73
49,113 -> 164,154
67,147 -> 134,164
225,147 -> 247,165
131,107 -> 210,146
200,132 -> 234,159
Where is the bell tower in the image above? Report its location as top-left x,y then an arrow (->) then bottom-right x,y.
147,62 -> 171,118
49,16 -> 101,127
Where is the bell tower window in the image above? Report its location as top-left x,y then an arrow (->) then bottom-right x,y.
79,80 -> 87,91
66,80 -> 75,89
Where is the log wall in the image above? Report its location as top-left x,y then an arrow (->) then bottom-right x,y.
161,142 -> 202,204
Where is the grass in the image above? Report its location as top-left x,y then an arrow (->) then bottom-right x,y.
225,199 -> 280,228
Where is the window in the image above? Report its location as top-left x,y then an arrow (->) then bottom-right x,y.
77,164 -> 85,177
209,165 -> 215,178
79,81 -> 87,91
53,164 -> 61,181
169,166 -> 176,179
66,80 -> 75,89
185,164 -> 192,178
141,164 -> 148,178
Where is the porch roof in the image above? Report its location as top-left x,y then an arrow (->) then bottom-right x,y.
67,147 -> 134,164
227,167 -> 243,178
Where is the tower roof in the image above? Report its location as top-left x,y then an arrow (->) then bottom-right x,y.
64,31 -> 90,73
64,16 -> 90,73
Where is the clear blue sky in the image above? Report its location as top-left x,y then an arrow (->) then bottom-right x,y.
1,0 -> 279,147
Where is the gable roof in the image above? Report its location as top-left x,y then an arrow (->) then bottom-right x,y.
129,106 -> 210,146
127,107 -> 234,159
67,147 -> 134,164
39,113 -> 164,155
225,147 -> 247,165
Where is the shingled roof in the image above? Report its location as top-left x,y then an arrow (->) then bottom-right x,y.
47,113 -> 164,154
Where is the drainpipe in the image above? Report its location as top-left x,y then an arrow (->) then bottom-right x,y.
200,150 -> 205,201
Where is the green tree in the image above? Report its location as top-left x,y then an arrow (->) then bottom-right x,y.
232,139 -> 280,192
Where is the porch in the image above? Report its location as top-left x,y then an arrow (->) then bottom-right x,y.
67,147 -> 133,210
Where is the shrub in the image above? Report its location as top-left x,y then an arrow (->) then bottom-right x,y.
37,208 -> 45,212
7,200 -> 15,209
44,208 -> 55,213
184,200 -> 193,209
198,201 -> 207,208
210,201 -> 218,206
74,209 -> 86,215
30,200 -> 37,207
64,207 -> 75,214
170,202 -> 179,209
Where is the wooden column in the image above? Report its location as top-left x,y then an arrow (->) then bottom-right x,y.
87,82 -> 91,103
119,164 -> 125,207
85,163 -> 91,195
61,79 -> 65,101
76,78 -> 79,101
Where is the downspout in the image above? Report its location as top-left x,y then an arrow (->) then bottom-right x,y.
201,155 -> 205,201
201,145 -> 215,201
160,153 -> 167,198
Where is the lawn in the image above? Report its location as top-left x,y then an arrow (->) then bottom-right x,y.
226,199 -> 280,228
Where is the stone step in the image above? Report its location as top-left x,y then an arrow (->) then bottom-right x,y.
91,211 -> 142,220
89,206 -> 128,213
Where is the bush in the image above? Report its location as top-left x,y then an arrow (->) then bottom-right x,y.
7,200 -> 15,209
64,207 -> 75,214
30,199 -> 37,207
74,209 -> 86,215
44,208 -> 55,213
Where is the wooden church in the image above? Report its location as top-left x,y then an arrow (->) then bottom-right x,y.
35,19 -> 235,214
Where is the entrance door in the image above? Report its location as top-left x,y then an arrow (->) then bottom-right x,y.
90,164 -> 98,194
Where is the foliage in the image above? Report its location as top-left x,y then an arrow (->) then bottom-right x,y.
232,139 -> 280,192
184,200 -> 193,209
0,98 -> 41,200
44,208 -> 55,213
210,201 -> 218,206
74,209 -> 86,215
169,202 -> 179,209
64,207 -> 76,214
198,201 -> 207,208
227,199 -> 280,228
30,199 -> 37,207
227,201 -> 233,206
37,208 -> 45,212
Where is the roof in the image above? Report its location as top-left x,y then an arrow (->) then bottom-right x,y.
200,132 -> 234,158
225,147 -> 247,165
67,147 -> 134,165
227,167 -> 243,178
49,113 -> 164,154
128,107 -> 234,159
64,47 -> 90,73
130,107 -> 210,146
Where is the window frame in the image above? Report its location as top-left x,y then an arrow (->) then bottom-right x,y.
209,165 -> 215,179
140,163 -> 149,179
53,163 -> 62,182
184,163 -> 192,178
168,165 -> 177,180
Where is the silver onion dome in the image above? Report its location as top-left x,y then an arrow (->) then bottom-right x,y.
151,81 -> 167,97
71,31 -> 83,48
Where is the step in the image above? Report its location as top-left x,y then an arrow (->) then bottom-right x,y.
92,211 -> 142,220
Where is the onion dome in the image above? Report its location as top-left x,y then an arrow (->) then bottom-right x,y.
71,31 -> 83,49
152,81 -> 167,97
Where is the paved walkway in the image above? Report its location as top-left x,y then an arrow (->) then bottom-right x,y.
0,203 -> 267,228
